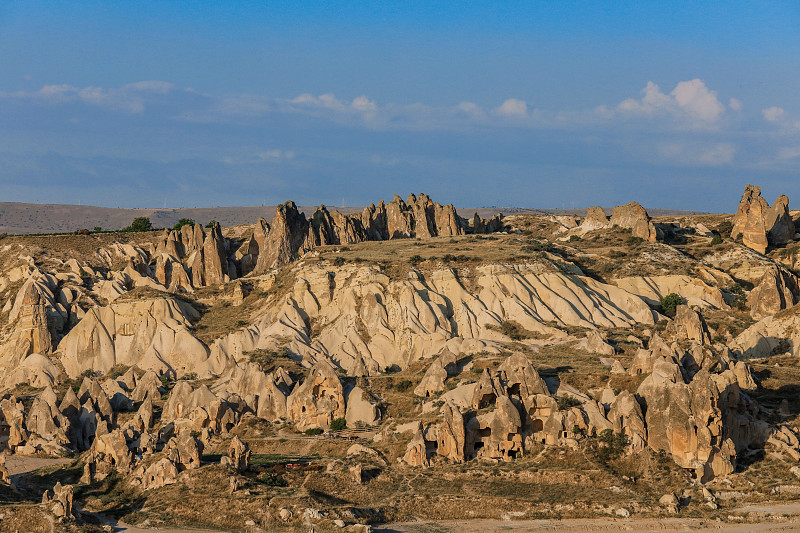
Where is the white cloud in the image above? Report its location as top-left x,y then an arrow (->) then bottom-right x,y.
618,79 -> 727,124
495,98 -> 528,117
352,95 -> 377,112
456,101 -> 482,115
729,98 -> 742,111
763,106 -> 785,122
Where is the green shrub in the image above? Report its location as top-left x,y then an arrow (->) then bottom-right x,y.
304,427 -> 323,436
569,235 -> 582,242
717,220 -> 733,236
395,379 -> 413,392
333,257 -> 346,267
596,429 -> 629,462
173,218 -> 195,231
557,397 -> 582,411
125,217 -> 152,232
409,255 -> 423,265
660,293 -> 682,317
329,418 -> 347,431
260,473 -> 288,487
205,220 -> 217,228
626,236 -> 645,245
710,233 -> 723,246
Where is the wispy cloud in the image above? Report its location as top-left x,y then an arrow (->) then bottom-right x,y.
7,81 -> 176,113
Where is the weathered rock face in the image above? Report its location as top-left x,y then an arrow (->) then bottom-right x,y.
226,436 -> 250,472
636,366 -> 763,482
286,360 -> 345,430
732,184 -> 766,246
202,223 -> 230,286
436,401 -> 466,463
668,305 -> 711,345
766,194 -> 795,246
747,265 -> 800,319
56,298 -> 207,378
576,330 -> 616,356
42,482 -> 74,518
0,397 -> 30,450
255,201 -> 310,272
414,350 -> 458,397
610,202 -> 657,242
465,394 -> 523,461
136,456 -> 179,490
344,386 -> 380,427
731,185 -> 793,253
167,432 -> 204,470
581,207 -> 609,231
402,423 -> 429,467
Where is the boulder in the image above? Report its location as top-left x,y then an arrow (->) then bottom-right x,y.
226,436 -> 250,472
609,202 -> 657,242
581,207 -> 609,231
286,360 -> 345,431
766,194 -> 795,246
436,401 -> 465,463
746,265 -> 800,319
42,482 -> 74,519
576,330 -> 616,356
344,386 -> 380,427
402,422 -> 429,467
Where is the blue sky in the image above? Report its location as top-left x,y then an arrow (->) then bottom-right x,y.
1,1 -> 799,211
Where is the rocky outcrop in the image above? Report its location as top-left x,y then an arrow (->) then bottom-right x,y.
56,298 -> 207,378
766,195 -> 795,246
255,201 -> 310,272
581,207 -> 609,232
610,202 -> 658,242
731,185 -> 794,253
414,350 -> 458,397
667,305 -> 711,344
286,360 -> 345,431
42,482 -> 74,519
224,436 -> 250,472
636,364 -> 766,482
344,386 -> 380,427
746,265 -> 800,319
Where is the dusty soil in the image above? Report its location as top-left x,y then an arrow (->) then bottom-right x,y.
375,511 -> 800,532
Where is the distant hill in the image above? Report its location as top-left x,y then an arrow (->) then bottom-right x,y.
0,202 -> 713,235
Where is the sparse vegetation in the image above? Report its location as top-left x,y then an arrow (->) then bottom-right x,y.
660,292 -> 682,317
173,218 -> 195,231
329,417 -> 347,431
124,216 -> 153,232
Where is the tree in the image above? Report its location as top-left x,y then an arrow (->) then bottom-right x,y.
329,418 -> 347,431
173,218 -> 195,231
126,217 -> 152,232
206,220 -> 217,228
660,293 -> 682,318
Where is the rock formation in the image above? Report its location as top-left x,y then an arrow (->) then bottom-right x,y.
609,202 -> 658,242
731,184 -> 794,253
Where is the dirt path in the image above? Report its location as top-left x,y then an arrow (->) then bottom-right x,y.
373,517 -> 800,533
3,455 -> 72,481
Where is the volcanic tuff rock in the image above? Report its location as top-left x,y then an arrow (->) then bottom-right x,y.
731,184 -> 795,253
580,206 -> 609,231
746,264 -> 800,320
609,201 -> 659,242
5,188 -> 800,523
